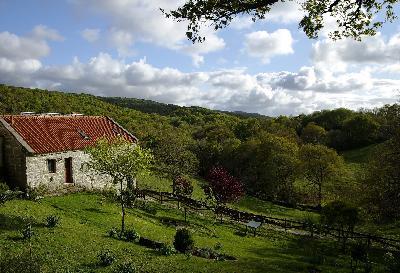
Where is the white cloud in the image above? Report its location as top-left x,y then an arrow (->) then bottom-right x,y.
312,32 -> 400,73
32,25 -> 64,41
81,28 -> 100,42
244,29 -> 294,63
109,28 -> 135,57
71,0 -> 225,66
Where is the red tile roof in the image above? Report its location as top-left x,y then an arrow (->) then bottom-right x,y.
1,115 -> 137,154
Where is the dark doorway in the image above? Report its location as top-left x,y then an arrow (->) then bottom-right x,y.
65,157 -> 73,184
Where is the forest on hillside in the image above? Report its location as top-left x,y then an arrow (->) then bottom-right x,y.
1,84 -> 399,222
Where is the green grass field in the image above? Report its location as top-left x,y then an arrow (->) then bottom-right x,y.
0,193 -> 392,273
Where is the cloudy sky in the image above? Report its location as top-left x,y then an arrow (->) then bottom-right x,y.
0,0 -> 399,116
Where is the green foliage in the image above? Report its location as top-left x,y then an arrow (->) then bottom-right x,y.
158,243 -> 175,256
173,228 -> 194,253
0,182 -> 10,204
384,252 -> 400,273
133,200 -> 158,215
321,201 -> 359,229
86,137 -> 153,184
163,0 -> 398,42
342,114 -> 379,149
44,215 -> 60,228
21,223 -> 34,240
97,249 -> 116,266
108,227 -> 119,238
124,229 -> 140,242
114,262 -> 137,273
301,122 -> 327,145
299,144 -> 344,207
86,137 -> 153,233
363,130 -> 400,220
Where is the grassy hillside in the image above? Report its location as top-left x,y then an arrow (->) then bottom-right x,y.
0,193 -> 390,273
341,144 -> 378,164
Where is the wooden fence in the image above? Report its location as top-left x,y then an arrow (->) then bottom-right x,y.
136,189 -> 400,250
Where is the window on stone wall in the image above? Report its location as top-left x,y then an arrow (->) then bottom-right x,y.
47,159 -> 56,173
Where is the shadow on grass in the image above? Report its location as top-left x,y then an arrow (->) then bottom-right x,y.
0,214 -> 44,232
83,207 -> 108,214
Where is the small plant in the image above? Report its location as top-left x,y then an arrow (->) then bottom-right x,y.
97,249 -> 116,266
108,227 -> 118,238
384,252 -> 400,273
214,242 -> 223,250
21,223 -> 34,240
124,229 -> 140,242
159,243 -> 175,256
0,182 -> 9,204
173,228 -> 194,253
44,215 -> 60,228
114,261 -> 136,273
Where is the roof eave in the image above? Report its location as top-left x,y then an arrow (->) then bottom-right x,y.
106,116 -> 138,143
0,117 -> 36,154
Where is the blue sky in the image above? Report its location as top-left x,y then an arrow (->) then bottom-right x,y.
0,0 -> 399,116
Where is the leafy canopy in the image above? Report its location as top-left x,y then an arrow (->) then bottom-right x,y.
86,137 -> 153,184
162,0 -> 399,42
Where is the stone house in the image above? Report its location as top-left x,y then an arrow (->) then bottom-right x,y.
0,114 -> 137,191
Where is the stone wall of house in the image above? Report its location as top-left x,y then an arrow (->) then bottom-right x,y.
26,150 -> 114,191
0,123 -> 27,189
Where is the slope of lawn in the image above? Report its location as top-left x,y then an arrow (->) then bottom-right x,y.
0,193 -> 390,273
340,144 -> 378,164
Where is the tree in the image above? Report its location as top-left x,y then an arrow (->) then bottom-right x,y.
299,144 -> 343,207
162,0 -> 398,43
342,114 -> 379,149
86,137 -> 153,234
234,133 -> 299,202
363,130 -> 400,220
205,166 -> 244,206
301,122 -> 327,145
321,201 -> 359,250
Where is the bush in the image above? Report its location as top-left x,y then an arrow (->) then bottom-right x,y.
159,243 -> 175,256
134,200 -> 157,215
114,261 -> 136,273
124,229 -> 140,242
44,215 -> 60,228
97,249 -> 116,266
21,223 -> 34,240
26,184 -> 48,201
108,227 -> 118,238
214,242 -> 223,250
0,182 -> 10,204
173,228 -> 194,253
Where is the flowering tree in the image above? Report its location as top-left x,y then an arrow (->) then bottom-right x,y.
86,137 -> 153,234
205,166 -> 244,206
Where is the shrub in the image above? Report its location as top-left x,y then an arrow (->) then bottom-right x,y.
384,252 -> 400,273
108,227 -> 118,238
172,176 -> 194,197
214,242 -> 223,250
124,229 -> 140,242
173,228 -> 194,253
159,243 -> 175,256
44,215 -> 60,228
97,249 -> 116,266
21,223 -> 34,240
26,184 -> 48,201
114,261 -> 136,273
0,182 -> 11,204
134,200 -> 157,215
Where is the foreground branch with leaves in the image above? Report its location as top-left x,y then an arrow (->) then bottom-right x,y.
162,0 -> 399,42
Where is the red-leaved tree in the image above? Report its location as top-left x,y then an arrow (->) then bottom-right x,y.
205,166 -> 244,206
172,176 -> 194,197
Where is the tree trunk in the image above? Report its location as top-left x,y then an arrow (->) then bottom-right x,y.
120,181 -> 126,234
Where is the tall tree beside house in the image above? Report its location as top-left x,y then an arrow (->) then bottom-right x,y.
299,144 -> 344,208
162,0 -> 398,43
86,137 -> 153,234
